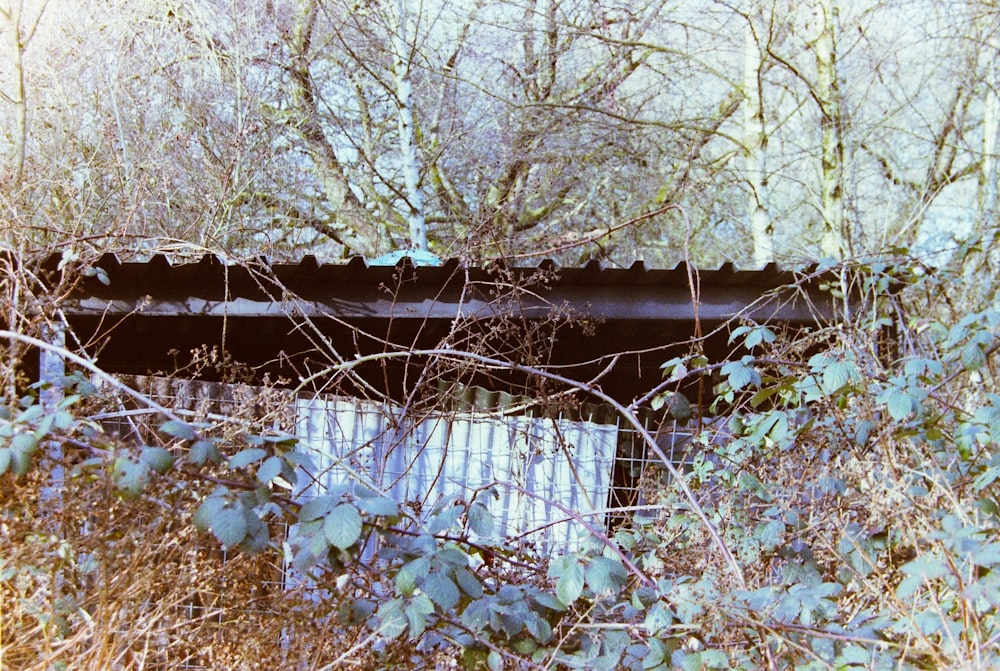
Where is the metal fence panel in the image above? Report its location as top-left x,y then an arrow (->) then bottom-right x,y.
294,396 -> 619,554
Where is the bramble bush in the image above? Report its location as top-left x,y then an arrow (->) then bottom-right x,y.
2,255 -> 999,670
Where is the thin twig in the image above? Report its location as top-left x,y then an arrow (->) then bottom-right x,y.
0,329 -> 190,428
506,204 -> 680,261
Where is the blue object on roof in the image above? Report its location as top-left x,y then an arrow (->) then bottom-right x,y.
369,249 -> 443,267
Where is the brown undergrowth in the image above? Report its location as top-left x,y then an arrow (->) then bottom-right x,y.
1,450 -> 376,670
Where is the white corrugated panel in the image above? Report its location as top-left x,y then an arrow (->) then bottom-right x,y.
294,396 -> 619,554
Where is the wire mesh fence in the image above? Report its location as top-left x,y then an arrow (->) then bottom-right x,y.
294,395 -> 619,555
86,375 -> 705,668
100,376 -> 704,555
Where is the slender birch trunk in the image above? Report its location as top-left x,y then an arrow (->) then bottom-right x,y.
967,34 -> 1000,306
390,0 -> 427,252
744,9 -> 773,267
813,0 -> 846,260
978,39 -> 998,228
1,0 -> 26,185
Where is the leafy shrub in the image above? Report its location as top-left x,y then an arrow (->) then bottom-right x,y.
3,258 -> 999,670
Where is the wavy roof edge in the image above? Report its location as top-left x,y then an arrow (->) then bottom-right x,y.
33,252 -> 820,283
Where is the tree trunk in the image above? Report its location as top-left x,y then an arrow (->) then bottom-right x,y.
288,0 -> 381,258
2,0 -> 26,185
813,0 -> 846,260
978,38 -> 999,229
744,9 -> 773,267
389,0 -> 427,251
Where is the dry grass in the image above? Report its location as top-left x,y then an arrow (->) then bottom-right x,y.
0,458 -> 391,670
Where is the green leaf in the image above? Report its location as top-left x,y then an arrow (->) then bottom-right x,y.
674,650 -> 701,671
256,432 -> 299,446
438,546 -> 470,568
228,448 -> 268,470
87,265 -> 111,285
189,440 -> 222,466
700,649 -> 729,668
357,496 -> 399,517
721,359 -> 760,391
972,542 -> 1000,567
299,495 -> 339,523
496,608 -> 524,637
946,320 -> 972,348
15,404 -> 42,424
405,594 -> 434,637
54,392 -> 80,411
323,504 -> 363,551
396,557 -> 431,596
840,645 -> 872,664
897,552 -> 949,599
756,519 -> 785,551
974,405 -> 1000,444
496,584 -> 524,604
643,601 -> 674,634
0,448 -> 10,476
556,559 -> 584,606
734,325 -> 775,350
468,501 -> 494,537
454,567 -> 483,598
428,504 -> 463,534
193,496 -> 226,531
659,356 -> 688,382
903,357 -> 943,377
281,450 -> 315,470
239,509 -> 270,553
9,444 -> 33,476
10,432 -> 38,456
963,342 -> 987,371
641,639 -> 669,668
531,591 -> 565,612
159,420 -> 197,441
729,325 -> 750,345
524,611 -> 553,643
256,456 -> 283,484
210,506 -> 248,547
736,586 -> 777,613
585,556 -> 627,595
306,522 -> 331,557
821,361 -> 857,393
113,457 -> 150,498
770,412 -> 791,443
33,412 -> 55,440
461,599 -> 489,629
52,409 -> 76,431
423,571 -> 460,610
376,599 -> 409,639
879,386 -> 915,421
140,446 -> 175,474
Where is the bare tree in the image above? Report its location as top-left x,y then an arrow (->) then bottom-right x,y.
0,0 -> 47,187
4,0 -> 998,270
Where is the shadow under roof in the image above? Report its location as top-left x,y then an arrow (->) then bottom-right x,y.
46,254 -> 844,406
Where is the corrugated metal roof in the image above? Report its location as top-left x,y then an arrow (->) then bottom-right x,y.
36,253 -> 847,405
55,253 -> 829,322
54,252 -> 804,286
